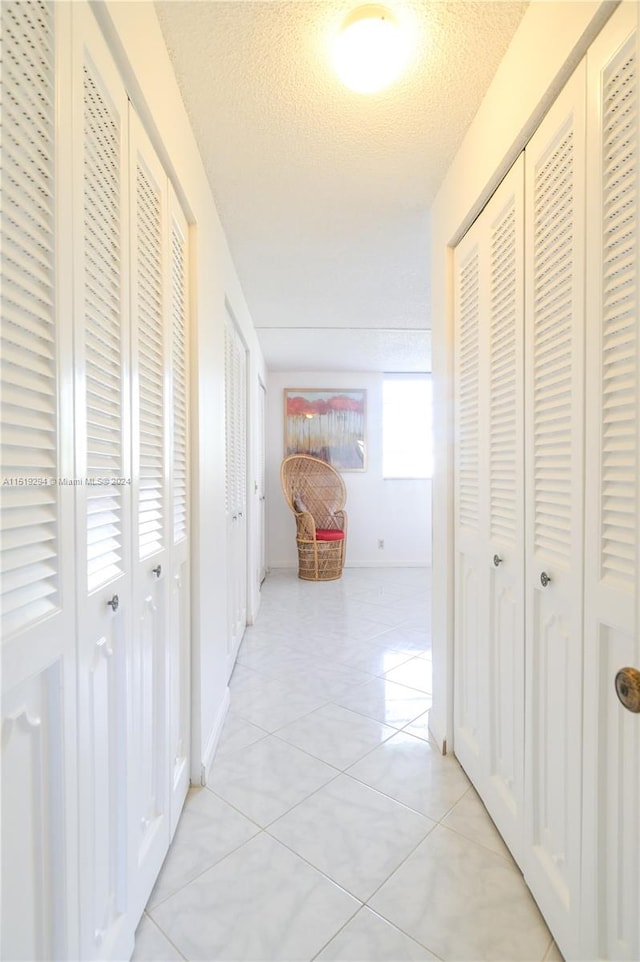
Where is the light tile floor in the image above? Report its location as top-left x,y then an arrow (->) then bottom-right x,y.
133,567 -> 563,962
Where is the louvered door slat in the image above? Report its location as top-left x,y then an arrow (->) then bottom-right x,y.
3,282 -> 54,329
83,324 -> 121,364
170,215 -> 188,544
532,127 -> 575,564
599,43 -> 637,586
456,249 -> 480,530
1,338 -> 56,378
4,243 -> 55,293
490,200 -> 519,546
4,204 -> 54,258
2,400 -> 58,432
4,161 -> 54,223
135,162 -> 164,560
2,581 -> 58,622
83,63 -> 124,593
0,0 -> 59,635
2,425 -> 56,453
1,514 -> 57,545
237,333 -> 247,514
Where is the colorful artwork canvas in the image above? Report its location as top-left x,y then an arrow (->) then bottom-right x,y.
284,389 -> 366,471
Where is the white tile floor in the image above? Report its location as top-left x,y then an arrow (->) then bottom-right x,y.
133,567 -> 562,962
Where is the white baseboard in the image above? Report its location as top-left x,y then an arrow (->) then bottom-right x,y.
201,687 -> 231,785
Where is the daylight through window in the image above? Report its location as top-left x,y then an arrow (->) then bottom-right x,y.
382,374 -> 432,479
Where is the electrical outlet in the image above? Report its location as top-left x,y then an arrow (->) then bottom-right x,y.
378,539 -> 384,549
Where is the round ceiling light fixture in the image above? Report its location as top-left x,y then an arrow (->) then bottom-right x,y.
333,4 -> 409,94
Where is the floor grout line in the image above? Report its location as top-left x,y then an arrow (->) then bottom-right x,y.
134,567 -> 554,962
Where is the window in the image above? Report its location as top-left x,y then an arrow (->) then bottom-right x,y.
382,374 -> 433,479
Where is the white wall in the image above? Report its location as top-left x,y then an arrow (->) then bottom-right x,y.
96,1 -> 267,781
429,0 -> 617,752
267,372 -> 431,568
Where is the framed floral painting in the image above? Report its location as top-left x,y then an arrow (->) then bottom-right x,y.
283,388 -> 366,471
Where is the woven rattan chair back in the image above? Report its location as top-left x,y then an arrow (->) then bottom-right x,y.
280,455 -> 347,581
280,454 -> 346,527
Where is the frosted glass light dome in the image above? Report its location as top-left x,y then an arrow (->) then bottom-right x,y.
333,5 -> 408,94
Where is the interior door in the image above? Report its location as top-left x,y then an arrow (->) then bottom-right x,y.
1,3 -> 78,958
72,5 -> 133,958
523,60 -> 587,959
259,378 -> 267,585
128,108 -> 170,919
453,157 -> 525,862
224,311 -> 248,675
167,185 -> 191,837
582,7 -> 639,959
236,329 -> 248,639
453,223 -> 489,790
483,155 -> 525,863
224,317 -> 237,667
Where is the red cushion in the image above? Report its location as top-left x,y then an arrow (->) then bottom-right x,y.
315,528 -> 345,541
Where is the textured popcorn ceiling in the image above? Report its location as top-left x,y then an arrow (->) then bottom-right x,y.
155,0 -> 527,371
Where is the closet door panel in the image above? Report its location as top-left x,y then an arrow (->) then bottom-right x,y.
224,317 -> 237,668
236,326 -> 248,645
259,379 -> 267,585
583,7 -> 639,959
129,108 -> 171,918
168,187 -> 191,836
484,156 -> 525,860
1,668 -> 67,960
523,61 -> 586,958
0,3 -> 77,958
225,311 -> 248,676
72,6 -> 132,959
453,232 -> 489,787
453,157 -> 525,859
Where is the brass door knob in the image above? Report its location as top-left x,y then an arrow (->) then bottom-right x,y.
615,667 -> 640,713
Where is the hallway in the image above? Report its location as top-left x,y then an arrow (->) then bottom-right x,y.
132,568 -> 560,962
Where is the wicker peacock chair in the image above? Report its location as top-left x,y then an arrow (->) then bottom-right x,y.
280,454 -> 348,581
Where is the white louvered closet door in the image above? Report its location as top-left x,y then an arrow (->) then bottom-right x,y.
453,219 -> 489,790
72,6 -> 133,960
259,378 -> 267,584
236,322 -> 248,641
167,185 -> 190,837
224,316 -> 235,667
523,60 -> 587,958
582,7 -> 639,960
0,4 -> 78,959
128,109 -> 171,920
453,156 -> 525,859
224,311 -> 247,675
481,155 -> 525,863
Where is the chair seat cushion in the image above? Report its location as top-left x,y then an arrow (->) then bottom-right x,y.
315,528 -> 345,541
